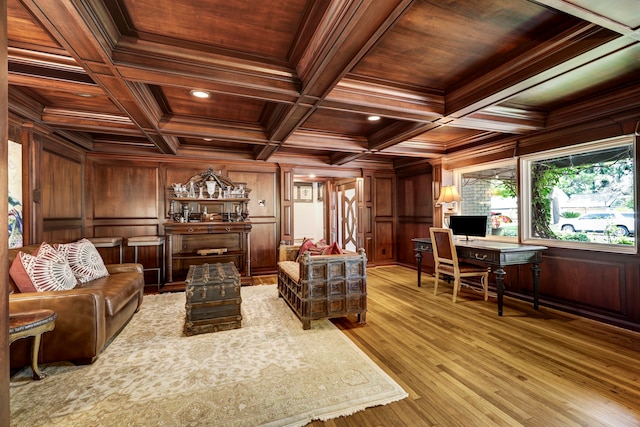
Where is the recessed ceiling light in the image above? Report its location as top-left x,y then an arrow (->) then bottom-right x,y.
367,115 -> 381,121
203,138 -> 212,141
190,90 -> 211,99
75,93 -> 94,98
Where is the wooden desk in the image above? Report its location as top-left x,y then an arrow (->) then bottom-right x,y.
412,238 -> 547,316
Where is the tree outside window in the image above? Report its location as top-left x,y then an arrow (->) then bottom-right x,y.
521,136 -> 635,251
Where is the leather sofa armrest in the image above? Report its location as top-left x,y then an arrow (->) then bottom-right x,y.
106,263 -> 144,274
9,290 -> 107,361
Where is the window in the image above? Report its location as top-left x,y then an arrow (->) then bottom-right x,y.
455,160 -> 518,239
521,136 -> 635,252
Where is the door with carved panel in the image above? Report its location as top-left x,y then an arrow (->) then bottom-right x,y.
337,181 -> 357,252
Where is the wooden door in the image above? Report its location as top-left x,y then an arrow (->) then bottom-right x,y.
337,181 -> 358,252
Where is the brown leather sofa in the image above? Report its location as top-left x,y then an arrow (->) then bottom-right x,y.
8,244 -> 145,369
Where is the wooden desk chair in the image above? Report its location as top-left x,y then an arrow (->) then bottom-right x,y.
429,227 -> 489,303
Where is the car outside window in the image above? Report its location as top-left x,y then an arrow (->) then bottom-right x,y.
521,135 -> 636,252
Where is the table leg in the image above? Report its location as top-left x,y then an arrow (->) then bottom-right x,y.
166,234 -> 173,283
532,263 -> 541,310
415,251 -> 423,287
30,333 -> 46,380
494,267 -> 506,316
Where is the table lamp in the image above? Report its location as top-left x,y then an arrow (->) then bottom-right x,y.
435,185 -> 462,212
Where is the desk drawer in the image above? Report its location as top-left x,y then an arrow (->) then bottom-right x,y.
457,248 -> 499,264
414,242 -> 432,252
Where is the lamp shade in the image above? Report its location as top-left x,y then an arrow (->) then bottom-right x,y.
436,185 -> 462,205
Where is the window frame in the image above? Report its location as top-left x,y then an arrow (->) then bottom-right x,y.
454,159 -> 519,242
520,135 -> 637,254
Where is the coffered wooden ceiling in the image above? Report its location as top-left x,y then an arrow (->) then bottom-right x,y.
7,0 -> 640,168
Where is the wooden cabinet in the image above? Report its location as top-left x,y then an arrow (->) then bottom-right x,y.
165,169 -> 252,285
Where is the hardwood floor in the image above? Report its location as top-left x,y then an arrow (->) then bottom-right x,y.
303,265 -> 640,427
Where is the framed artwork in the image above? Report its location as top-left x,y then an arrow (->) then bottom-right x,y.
294,183 -> 313,203
8,140 -> 23,248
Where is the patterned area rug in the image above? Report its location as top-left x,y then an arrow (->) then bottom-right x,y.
10,285 -> 407,426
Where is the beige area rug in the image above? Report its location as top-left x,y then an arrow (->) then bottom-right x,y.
10,285 -> 407,426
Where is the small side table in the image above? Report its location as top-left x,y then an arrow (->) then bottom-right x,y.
89,236 -> 124,264
9,309 -> 57,380
127,235 -> 165,290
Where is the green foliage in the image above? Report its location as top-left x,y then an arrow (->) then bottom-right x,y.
556,155 -> 632,197
615,236 -> 634,245
557,232 -> 590,242
560,211 -> 581,218
492,179 -> 517,198
531,144 -> 634,245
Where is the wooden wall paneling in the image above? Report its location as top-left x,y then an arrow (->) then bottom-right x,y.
27,131 -> 42,242
1,2 -> 9,419
93,164 -> 158,219
227,169 -> 277,219
430,160 -> 443,228
626,263 -> 640,322
539,255 -> 626,314
41,150 -> 82,219
373,174 -> 395,263
397,220 -> 430,267
356,176 -> 364,250
326,181 -> 337,244
396,169 -> 432,267
248,221 -> 277,274
375,221 -> 394,264
279,165 -> 294,244
362,171 -> 374,259
38,140 -> 85,243
228,169 -> 278,273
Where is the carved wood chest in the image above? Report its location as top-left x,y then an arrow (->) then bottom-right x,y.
184,262 -> 242,336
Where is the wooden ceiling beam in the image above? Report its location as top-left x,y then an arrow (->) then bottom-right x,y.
533,0 -> 640,40
286,131 -> 367,153
112,36 -> 301,103
159,116 -> 268,144
322,76 -> 444,122
368,121 -> 442,152
21,0 -> 179,154
446,23 -> 626,117
255,0 -> 414,161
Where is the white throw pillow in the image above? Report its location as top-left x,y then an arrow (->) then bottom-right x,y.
15,242 -> 78,291
56,238 -> 110,283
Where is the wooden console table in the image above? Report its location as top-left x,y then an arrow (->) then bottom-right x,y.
412,238 -> 547,316
165,222 -> 252,286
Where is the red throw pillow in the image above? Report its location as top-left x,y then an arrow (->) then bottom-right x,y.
9,242 -> 77,292
296,238 -> 317,261
322,241 -> 344,255
9,256 -> 38,293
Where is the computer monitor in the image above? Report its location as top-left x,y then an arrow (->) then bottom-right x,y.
448,215 -> 487,240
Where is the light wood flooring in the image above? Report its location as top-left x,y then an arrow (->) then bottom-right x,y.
285,265 -> 640,427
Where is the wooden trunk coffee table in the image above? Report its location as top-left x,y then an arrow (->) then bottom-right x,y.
184,262 -> 242,336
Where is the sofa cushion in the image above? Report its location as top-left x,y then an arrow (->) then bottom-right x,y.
56,238 -> 109,283
10,243 -> 78,292
79,271 -> 144,317
278,260 -> 300,283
